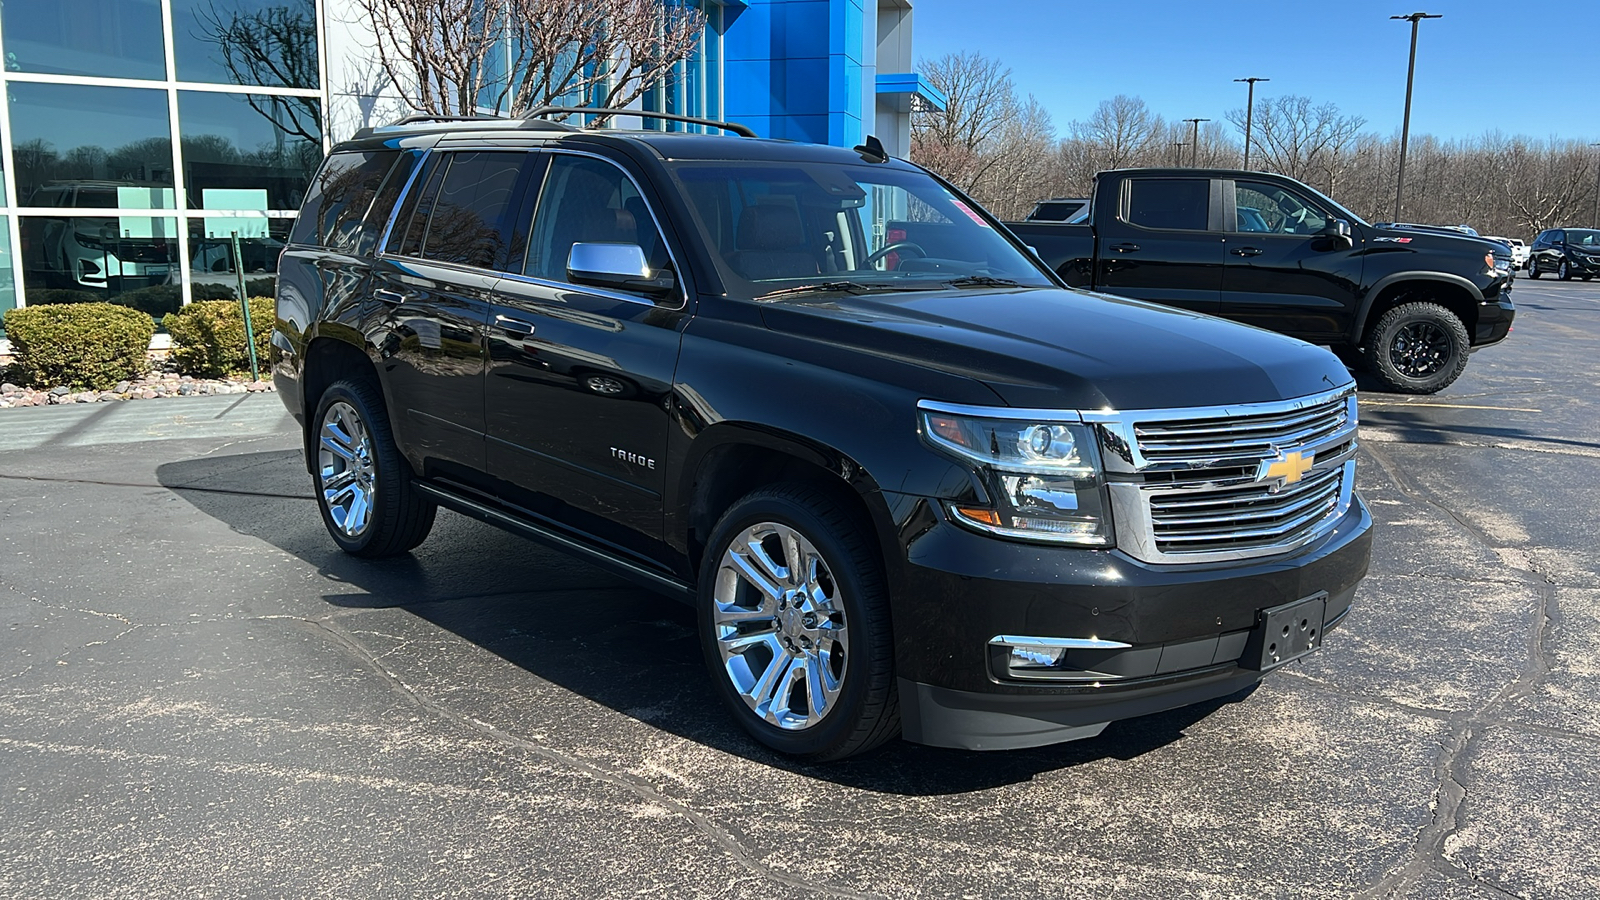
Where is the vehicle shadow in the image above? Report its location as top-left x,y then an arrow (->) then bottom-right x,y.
157,448 -> 1257,796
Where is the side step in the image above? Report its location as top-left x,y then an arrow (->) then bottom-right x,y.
413,482 -> 694,603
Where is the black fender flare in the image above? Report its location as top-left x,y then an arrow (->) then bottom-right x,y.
1349,271 -> 1484,345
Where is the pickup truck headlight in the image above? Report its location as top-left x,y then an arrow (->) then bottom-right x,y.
920,408 -> 1112,546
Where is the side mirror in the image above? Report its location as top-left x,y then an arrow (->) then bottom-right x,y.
1318,218 -> 1354,249
567,243 -> 676,297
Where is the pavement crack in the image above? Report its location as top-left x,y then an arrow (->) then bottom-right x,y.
302,615 -> 877,900
1356,441 -> 1560,899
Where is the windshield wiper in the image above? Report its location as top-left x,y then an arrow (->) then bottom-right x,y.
941,275 -> 1023,289
755,281 -> 907,301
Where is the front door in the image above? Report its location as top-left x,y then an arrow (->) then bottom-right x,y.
484,152 -> 688,566
1093,176 -> 1223,315
1219,179 -> 1363,342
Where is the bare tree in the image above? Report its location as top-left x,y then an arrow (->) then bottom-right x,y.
350,0 -> 704,120
1226,95 -> 1365,193
911,52 -> 1022,190
195,2 -> 322,145
1072,95 -> 1163,170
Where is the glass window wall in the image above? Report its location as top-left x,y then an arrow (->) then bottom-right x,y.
170,0 -> 319,88
9,83 -> 176,208
20,215 -> 182,318
1,0 -> 167,80
179,90 -> 322,211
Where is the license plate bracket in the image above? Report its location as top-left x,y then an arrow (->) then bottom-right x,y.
1244,592 -> 1327,671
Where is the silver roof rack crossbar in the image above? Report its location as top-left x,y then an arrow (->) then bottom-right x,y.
519,106 -> 756,138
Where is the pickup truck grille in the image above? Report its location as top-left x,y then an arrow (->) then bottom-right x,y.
1093,388 -> 1359,564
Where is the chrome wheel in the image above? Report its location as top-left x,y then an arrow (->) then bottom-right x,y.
1389,321 -> 1451,378
712,522 -> 848,731
317,400 -> 376,537
583,374 -> 627,396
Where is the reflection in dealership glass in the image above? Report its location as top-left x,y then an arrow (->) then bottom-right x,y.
27,181 -> 180,293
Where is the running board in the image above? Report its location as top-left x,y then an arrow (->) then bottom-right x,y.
413,482 -> 694,602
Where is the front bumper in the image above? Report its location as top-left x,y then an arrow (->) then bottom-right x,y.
1567,254 -> 1600,276
881,492 -> 1372,750
1474,295 -> 1515,347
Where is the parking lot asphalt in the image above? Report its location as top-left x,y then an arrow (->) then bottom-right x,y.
2,279 -> 1598,899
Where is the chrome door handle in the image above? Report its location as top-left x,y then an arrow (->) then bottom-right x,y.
1110,242 -> 1140,253
1231,247 -> 1263,257
374,288 -> 412,304
495,315 -> 537,337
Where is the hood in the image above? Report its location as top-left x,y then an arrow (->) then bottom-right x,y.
1370,225 -> 1504,260
757,287 -> 1352,411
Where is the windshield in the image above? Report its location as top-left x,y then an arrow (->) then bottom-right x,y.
667,160 -> 1055,293
1567,229 -> 1600,247
1297,184 -> 1370,228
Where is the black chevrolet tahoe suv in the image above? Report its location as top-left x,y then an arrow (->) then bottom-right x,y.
1008,169 -> 1516,394
272,111 -> 1372,761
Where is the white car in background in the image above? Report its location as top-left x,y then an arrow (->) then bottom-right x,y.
1488,236 -> 1530,269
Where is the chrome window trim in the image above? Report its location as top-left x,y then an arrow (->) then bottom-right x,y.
373,145 -> 689,310
989,635 -> 1132,650
376,149 -> 429,254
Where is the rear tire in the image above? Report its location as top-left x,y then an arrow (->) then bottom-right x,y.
697,483 -> 898,761
311,379 -> 436,557
1363,301 -> 1471,395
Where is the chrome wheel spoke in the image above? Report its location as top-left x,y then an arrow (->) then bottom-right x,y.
713,519 -> 850,731
317,400 -> 376,538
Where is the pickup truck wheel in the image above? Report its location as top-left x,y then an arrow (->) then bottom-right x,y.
1364,302 -> 1470,394
312,379 -> 436,557
698,484 -> 898,761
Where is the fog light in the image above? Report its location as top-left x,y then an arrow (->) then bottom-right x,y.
1009,645 -> 1066,668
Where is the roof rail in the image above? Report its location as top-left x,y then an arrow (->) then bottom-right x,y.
519,106 -> 757,138
349,113 -> 579,141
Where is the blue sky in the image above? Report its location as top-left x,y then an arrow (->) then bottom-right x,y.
909,0 -> 1598,142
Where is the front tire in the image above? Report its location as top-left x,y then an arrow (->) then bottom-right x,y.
697,483 -> 898,761
1363,302 -> 1471,394
1528,259 -> 1541,279
1558,260 -> 1571,281
312,379 -> 436,557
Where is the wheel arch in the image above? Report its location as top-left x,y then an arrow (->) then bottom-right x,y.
299,330 -> 384,474
675,424 -> 895,586
1352,273 -> 1483,347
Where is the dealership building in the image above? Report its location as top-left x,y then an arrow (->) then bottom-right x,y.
0,0 -> 942,328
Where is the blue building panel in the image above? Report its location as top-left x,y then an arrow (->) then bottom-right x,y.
781,1 -> 829,59
785,58 -> 829,116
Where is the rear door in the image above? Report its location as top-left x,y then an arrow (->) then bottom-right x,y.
1218,179 -> 1363,341
1092,176 -> 1223,315
483,151 -> 689,565
372,149 -> 540,481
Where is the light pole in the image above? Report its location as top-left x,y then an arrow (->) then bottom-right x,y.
1184,118 -> 1211,167
1392,12 -> 1441,222
1591,142 -> 1600,228
1234,77 -> 1268,170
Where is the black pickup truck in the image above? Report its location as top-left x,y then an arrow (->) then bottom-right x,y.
274,115 -> 1370,760
1008,169 -> 1516,394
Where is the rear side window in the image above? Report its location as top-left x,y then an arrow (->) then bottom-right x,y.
416,151 -> 535,270
354,151 -> 420,256
289,151 -> 398,251
1125,178 -> 1209,231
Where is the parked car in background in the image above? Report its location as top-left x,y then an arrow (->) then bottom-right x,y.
1024,198 -> 1089,222
1008,169 -> 1515,394
25,181 -> 179,292
273,113 -> 1373,761
1487,236 -> 1529,269
1528,228 -> 1600,281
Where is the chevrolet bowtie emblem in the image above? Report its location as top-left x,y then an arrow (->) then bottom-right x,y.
1260,450 -> 1314,489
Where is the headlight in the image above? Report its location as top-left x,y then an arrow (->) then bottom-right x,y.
920,407 -> 1112,546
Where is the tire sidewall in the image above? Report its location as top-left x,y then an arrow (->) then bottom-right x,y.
312,381 -> 388,555
1369,303 -> 1470,394
696,489 -> 887,758
1559,260 -> 1570,280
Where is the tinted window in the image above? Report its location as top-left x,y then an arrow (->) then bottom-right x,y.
396,158 -> 447,258
1,0 -> 166,80
418,152 -> 534,270
1126,179 -> 1209,231
356,152 -> 420,256
527,155 -> 669,284
170,0 -> 319,88
287,151 -> 396,250
178,90 -> 322,211
10,82 -> 176,205
1234,181 -> 1325,234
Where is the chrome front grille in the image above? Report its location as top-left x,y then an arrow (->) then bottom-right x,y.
1088,387 -> 1359,564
